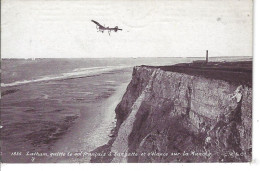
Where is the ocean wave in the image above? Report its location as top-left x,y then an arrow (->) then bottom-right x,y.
1,65 -> 131,88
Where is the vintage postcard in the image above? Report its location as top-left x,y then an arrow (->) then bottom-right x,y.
1,0 -> 253,163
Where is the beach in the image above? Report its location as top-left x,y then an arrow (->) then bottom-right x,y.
47,83 -> 129,163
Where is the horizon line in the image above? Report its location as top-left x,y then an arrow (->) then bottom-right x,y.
1,56 -> 253,60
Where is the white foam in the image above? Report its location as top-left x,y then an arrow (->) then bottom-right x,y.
1,65 -> 132,88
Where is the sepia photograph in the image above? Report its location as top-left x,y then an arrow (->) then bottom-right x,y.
0,0 -> 253,164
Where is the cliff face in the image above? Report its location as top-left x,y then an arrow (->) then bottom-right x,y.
91,65 -> 252,163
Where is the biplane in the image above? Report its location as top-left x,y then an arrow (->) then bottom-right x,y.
91,20 -> 122,35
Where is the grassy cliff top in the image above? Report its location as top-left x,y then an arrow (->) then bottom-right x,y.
141,60 -> 252,87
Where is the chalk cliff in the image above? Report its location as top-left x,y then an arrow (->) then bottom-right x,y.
91,63 -> 252,163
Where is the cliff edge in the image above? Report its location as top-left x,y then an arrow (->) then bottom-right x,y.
91,61 -> 252,163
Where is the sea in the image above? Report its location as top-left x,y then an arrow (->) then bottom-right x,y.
0,57 -> 250,163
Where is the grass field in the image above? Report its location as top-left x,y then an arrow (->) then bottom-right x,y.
142,60 -> 252,87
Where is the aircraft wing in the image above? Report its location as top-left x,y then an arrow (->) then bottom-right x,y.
91,20 -> 104,28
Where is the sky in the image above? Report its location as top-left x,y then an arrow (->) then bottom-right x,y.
1,0 -> 253,58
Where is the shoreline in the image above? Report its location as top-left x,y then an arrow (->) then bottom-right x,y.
46,82 -> 129,163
